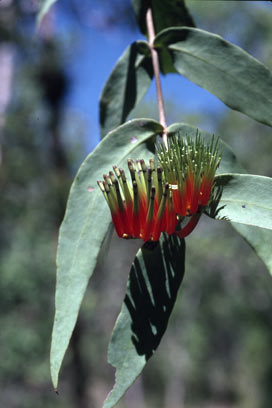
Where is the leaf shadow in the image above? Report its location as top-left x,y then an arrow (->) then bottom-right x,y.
124,234 -> 185,360
205,179 -> 230,222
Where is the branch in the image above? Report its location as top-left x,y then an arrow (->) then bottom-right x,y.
146,8 -> 168,149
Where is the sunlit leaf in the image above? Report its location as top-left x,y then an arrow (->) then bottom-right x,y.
99,41 -> 153,139
104,234 -> 185,408
50,119 -> 163,390
212,174 -> 272,230
232,223 -> 272,275
155,28 -> 272,127
166,123 -> 272,276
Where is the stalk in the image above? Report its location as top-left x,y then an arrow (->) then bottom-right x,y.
146,7 -> 168,149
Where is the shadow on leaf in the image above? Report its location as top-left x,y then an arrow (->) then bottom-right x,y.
205,180 -> 230,222
124,234 -> 185,360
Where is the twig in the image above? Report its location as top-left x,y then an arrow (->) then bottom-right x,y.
146,7 -> 168,149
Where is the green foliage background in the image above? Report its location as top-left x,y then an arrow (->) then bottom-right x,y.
1,1 -> 272,407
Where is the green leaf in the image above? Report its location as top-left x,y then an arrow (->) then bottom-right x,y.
166,123 -> 272,276
37,0 -> 58,27
104,234 -> 185,408
232,223 -> 272,275
155,28 -> 272,128
166,122 -> 245,175
50,119 -> 163,390
131,0 -> 195,36
99,41 -> 153,139
131,0 -> 195,74
212,174 -> 272,230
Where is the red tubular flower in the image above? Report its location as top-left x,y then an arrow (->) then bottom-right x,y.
97,159 -> 178,242
157,132 -> 221,216
98,132 -> 221,241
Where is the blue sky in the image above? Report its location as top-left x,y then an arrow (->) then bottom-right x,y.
54,0 -> 269,153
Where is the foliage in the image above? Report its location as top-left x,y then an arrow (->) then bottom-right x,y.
2,1 -> 272,407
99,42 -> 153,138
155,27 -> 272,127
45,1 -> 272,407
105,234 -> 185,407
50,119 -> 163,388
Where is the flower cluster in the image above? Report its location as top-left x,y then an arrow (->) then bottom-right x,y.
157,133 -> 221,217
97,133 -> 221,242
97,159 -> 177,241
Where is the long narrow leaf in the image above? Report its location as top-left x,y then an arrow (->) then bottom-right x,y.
166,123 -> 272,276
104,234 -> 185,408
50,119 -> 163,390
155,28 -> 272,128
99,41 -> 153,139
232,223 -> 272,274
213,174 -> 272,230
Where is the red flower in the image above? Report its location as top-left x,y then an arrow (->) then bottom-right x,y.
157,133 -> 221,237
98,159 -> 177,242
98,133 -> 221,241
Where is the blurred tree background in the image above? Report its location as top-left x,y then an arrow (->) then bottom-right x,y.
0,1 -> 272,407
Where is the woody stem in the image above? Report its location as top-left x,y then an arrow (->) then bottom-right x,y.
146,7 -> 168,149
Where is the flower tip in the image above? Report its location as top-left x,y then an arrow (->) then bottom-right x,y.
113,165 -> 120,176
150,186 -> 156,198
164,183 -> 169,193
97,180 -> 104,189
103,181 -> 110,193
